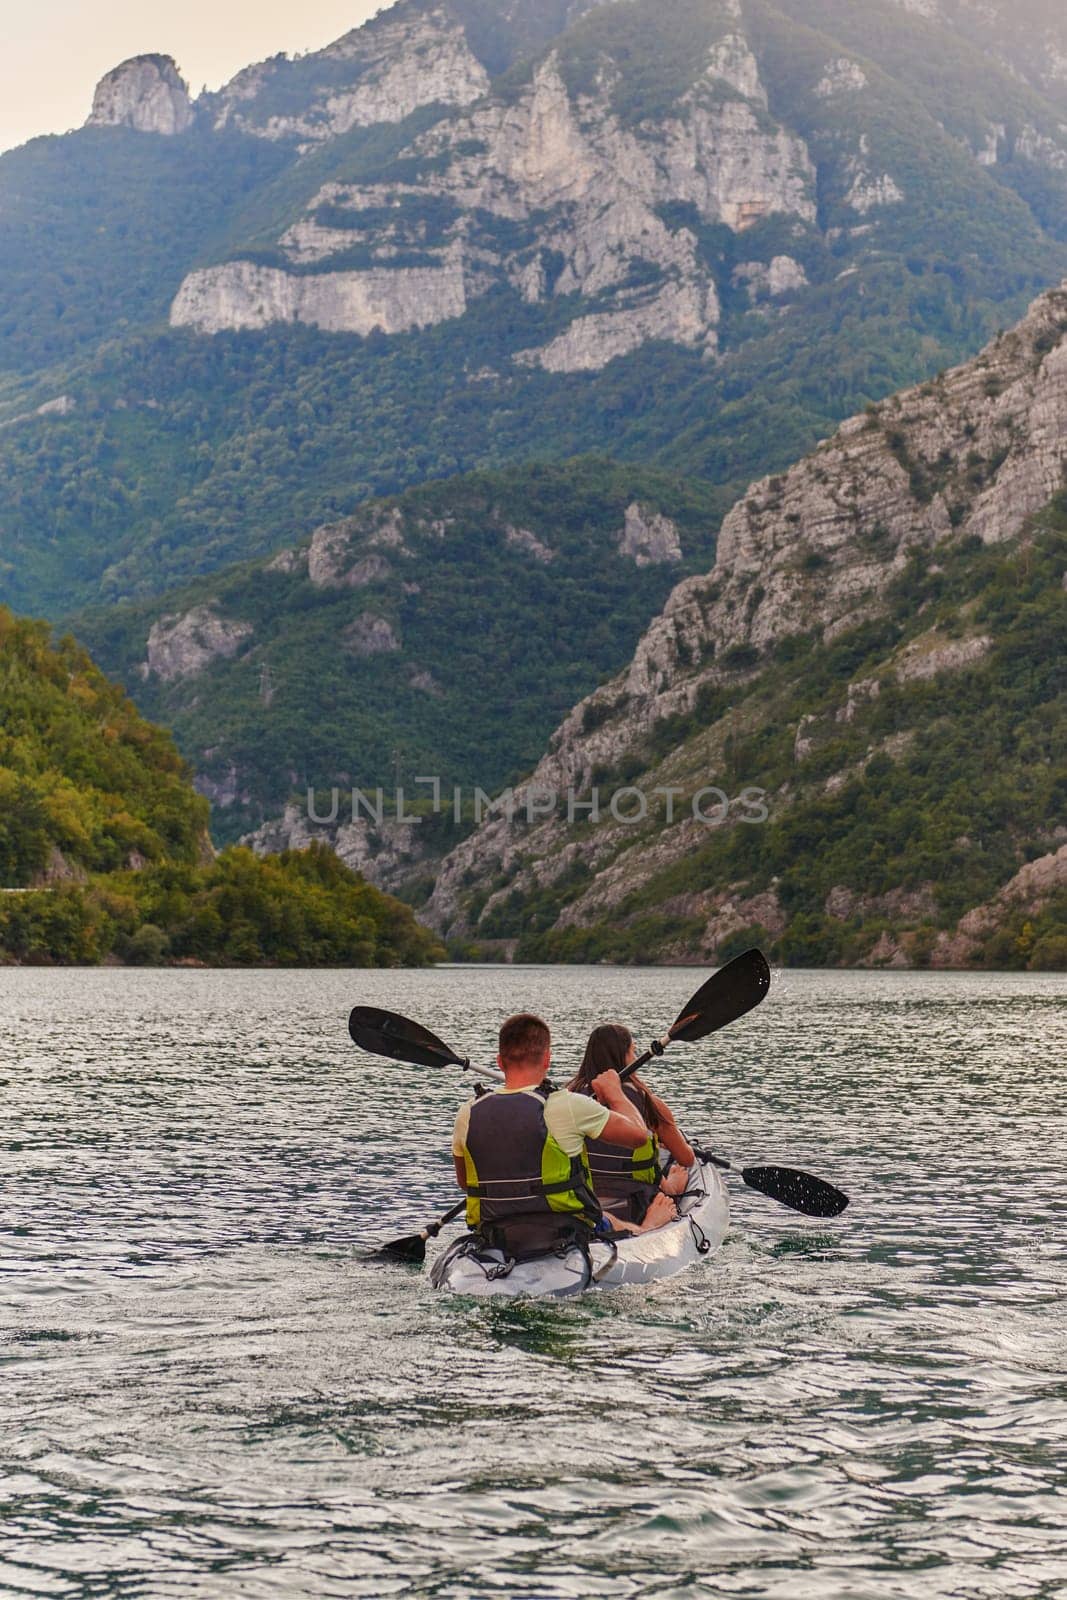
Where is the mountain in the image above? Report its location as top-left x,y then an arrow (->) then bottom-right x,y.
875,0 -> 1067,111
0,607 -> 440,965
419,281 -> 1067,970
72,458 -> 720,842
3,0 -> 1067,619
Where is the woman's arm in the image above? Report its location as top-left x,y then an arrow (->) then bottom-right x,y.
657,1119 -> 695,1167
629,1074 -> 695,1166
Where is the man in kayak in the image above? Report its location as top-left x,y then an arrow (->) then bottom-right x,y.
569,1023 -> 695,1232
452,1012 -> 652,1259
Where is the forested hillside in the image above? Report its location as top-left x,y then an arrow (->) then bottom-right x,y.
2,0 -> 1067,618
867,0 -> 1067,112
0,608 -> 440,965
424,285 -> 1067,969
74,459 -> 721,840
451,519 -> 1067,971
2,0 -> 1064,967
0,609 -> 209,885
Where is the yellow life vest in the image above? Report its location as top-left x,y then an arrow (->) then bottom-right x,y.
462,1086 -> 601,1233
584,1083 -> 660,1198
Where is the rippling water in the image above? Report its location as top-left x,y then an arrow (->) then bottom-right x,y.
2,965 -> 1066,1598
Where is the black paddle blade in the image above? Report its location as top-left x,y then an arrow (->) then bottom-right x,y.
348,1005 -> 466,1070
740,1165 -> 849,1218
365,1199 -> 466,1264
669,948 -> 771,1043
367,1233 -> 428,1264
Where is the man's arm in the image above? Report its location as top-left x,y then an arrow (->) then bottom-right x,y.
591,1069 -> 650,1149
452,1102 -> 471,1189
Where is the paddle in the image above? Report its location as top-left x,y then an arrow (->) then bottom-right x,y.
349,948 -> 770,1095
694,1147 -> 849,1217
610,951 -> 849,1218
347,1007 -> 495,1262
368,1198 -> 467,1264
619,948 -> 771,1082
348,1005 -> 504,1080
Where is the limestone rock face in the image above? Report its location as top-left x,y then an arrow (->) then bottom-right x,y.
425,279 -> 1067,936
87,56 -> 194,135
170,257 -> 468,337
520,281 -> 719,372
171,32 -> 816,367
815,58 -> 869,98
733,255 -> 808,301
931,844 -> 1067,967
125,0 -> 1067,381
212,6 -> 489,141
505,525 -> 555,563
305,507 -> 408,589
0,395 -> 77,431
409,667 -> 444,696
242,801 -> 431,894
144,605 -> 252,682
706,33 -> 767,106
894,632 -> 992,682
342,614 -> 400,656
1016,124 -> 1067,173
617,504 -> 682,566
32,846 -> 88,888
847,170 -> 904,213
195,763 -> 244,809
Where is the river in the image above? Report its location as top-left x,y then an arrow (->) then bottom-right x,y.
2,966 -> 1065,1597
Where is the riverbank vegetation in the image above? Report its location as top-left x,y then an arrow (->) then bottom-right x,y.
0,608 -> 441,965
0,843 -> 442,967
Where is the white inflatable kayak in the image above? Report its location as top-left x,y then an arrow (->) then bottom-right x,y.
429,1158 -> 729,1299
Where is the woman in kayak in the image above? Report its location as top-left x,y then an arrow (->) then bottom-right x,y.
569,1024 -> 696,1234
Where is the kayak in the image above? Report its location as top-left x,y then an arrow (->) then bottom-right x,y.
429,1156 -> 729,1299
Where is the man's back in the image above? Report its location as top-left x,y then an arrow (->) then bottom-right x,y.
449,1011 -> 653,1257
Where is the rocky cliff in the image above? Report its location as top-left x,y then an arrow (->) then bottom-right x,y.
161,0 -> 1067,370
171,25 -> 817,366
210,3 -> 491,142
170,256 -> 469,336
425,280 -> 1067,968
87,56 -> 194,135
10,0 -> 1067,627
142,605 -> 254,683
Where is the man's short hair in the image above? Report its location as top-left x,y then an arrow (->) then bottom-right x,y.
499,1012 -> 551,1066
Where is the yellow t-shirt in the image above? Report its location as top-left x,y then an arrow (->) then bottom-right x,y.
452,1085 -> 610,1159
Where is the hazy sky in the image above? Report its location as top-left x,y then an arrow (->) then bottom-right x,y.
1,0 -> 385,155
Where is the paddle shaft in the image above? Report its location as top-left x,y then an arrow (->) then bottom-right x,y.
424,1197 -> 466,1237
619,1039 -> 665,1082
615,1083 -> 849,1218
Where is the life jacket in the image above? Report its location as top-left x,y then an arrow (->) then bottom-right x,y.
584,1084 -> 660,1203
461,1085 -> 602,1250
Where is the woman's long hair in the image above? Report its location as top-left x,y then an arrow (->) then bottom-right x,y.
569,1024 -> 659,1133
